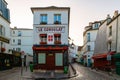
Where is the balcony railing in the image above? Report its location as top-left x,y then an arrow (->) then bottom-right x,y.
54,21 -> 61,24
54,41 -> 61,44
40,22 -> 47,25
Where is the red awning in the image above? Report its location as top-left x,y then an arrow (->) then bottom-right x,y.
92,51 -> 116,59
32,46 -> 68,51
39,34 -> 47,37
54,34 -> 61,36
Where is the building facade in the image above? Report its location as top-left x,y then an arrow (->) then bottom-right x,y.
83,21 -> 101,67
93,11 -> 120,70
31,6 -> 70,70
0,0 -> 10,53
10,27 -> 33,55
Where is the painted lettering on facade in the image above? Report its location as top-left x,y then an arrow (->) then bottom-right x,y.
36,27 -> 65,33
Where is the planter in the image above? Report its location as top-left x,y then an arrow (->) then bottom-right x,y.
54,41 -> 61,44
40,42 -> 47,44
54,21 -> 61,24
40,22 -> 47,25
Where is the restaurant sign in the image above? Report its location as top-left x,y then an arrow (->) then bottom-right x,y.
0,36 -> 9,43
36,27 -> 65,33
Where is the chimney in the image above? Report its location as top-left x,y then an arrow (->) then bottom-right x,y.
114,10 -> 118,17
106,14 -> 111,24
106,14 -> 111,19
89,22 -> 92,26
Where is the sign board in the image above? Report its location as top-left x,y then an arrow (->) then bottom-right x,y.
107,54 -> 111,61
0,36 -> 9,43
36,27 -> 65,33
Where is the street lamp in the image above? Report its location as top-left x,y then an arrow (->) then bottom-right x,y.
21,51 -> 25,76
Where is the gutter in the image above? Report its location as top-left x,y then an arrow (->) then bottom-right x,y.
116,16 -> 118,53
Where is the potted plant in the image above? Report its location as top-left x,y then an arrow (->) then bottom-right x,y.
1,47 -> 6,52
54,21 -> 61,24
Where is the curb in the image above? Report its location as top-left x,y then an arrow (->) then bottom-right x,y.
22,72 -> 79,79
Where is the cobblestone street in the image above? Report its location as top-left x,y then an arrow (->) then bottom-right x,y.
0,63 -> 120,80
62,63 -> 120,80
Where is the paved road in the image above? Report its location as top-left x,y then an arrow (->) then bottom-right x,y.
62,63 -> 119,80
0,64 -> 120,80
0,67 -> 31,80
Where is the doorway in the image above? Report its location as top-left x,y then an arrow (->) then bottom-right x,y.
46,53 -> 55,70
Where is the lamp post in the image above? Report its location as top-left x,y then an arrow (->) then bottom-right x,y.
21,51 -> 25,76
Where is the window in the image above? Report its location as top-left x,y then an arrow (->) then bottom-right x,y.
0,25 -> 5,36
13,31 -> 15,34
87,33 -> 90,42
40,34 -> 47,44
40,14 -> 47,24
38,53 -> 46,64
13,48 -> 15,50
0,25 -> 2,35
54,34 -> 61,44
16,48 -> 21,52
13,39 -> 15,43
54,14 -> 61,24
108,42 -> 112,51
55,53 -> 63,66
109,26 -> 112,36
18,39 -> 21,45
94,23 -> 99,28
87,45 -> 91,51
18,31 -> 21,36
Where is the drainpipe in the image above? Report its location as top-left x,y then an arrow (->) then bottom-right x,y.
116,16 -> 118,53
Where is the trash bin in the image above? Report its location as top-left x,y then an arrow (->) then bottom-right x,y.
116,62 -> 120,75
64,66 -> 68,74
29,64 -> 33,72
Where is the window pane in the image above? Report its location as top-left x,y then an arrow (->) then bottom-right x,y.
41,14 -> 47,23
38,53 -> 46,64
55,53 -> 63,66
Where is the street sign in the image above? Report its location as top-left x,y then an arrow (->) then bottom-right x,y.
107,54 -> 111,61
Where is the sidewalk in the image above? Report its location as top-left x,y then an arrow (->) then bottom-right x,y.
0,63 -> 78,80
31,63 -> 78,79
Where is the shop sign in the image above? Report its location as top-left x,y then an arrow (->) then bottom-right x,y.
36,27 -> 65,33
0,36 -> 9,43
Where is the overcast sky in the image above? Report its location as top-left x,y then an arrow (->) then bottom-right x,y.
5,0 -> 120,46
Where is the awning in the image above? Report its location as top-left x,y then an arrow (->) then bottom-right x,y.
54,34 -> 61,36
92,51 -> 116,59
0,36 -> 9,43
113,53 -> 120,58
32,45 -> 68,51
39,34 -> 47,37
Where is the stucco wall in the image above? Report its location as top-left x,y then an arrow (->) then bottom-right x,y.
94,21 -> 108,54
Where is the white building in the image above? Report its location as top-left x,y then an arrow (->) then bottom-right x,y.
31,6 -> 70,70
10,27 -> 33,55
83,21 -> 101,67
92,11 -> 120,69
0,0 -> 10,53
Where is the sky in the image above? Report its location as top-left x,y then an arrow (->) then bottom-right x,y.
5,0 -> 120,46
